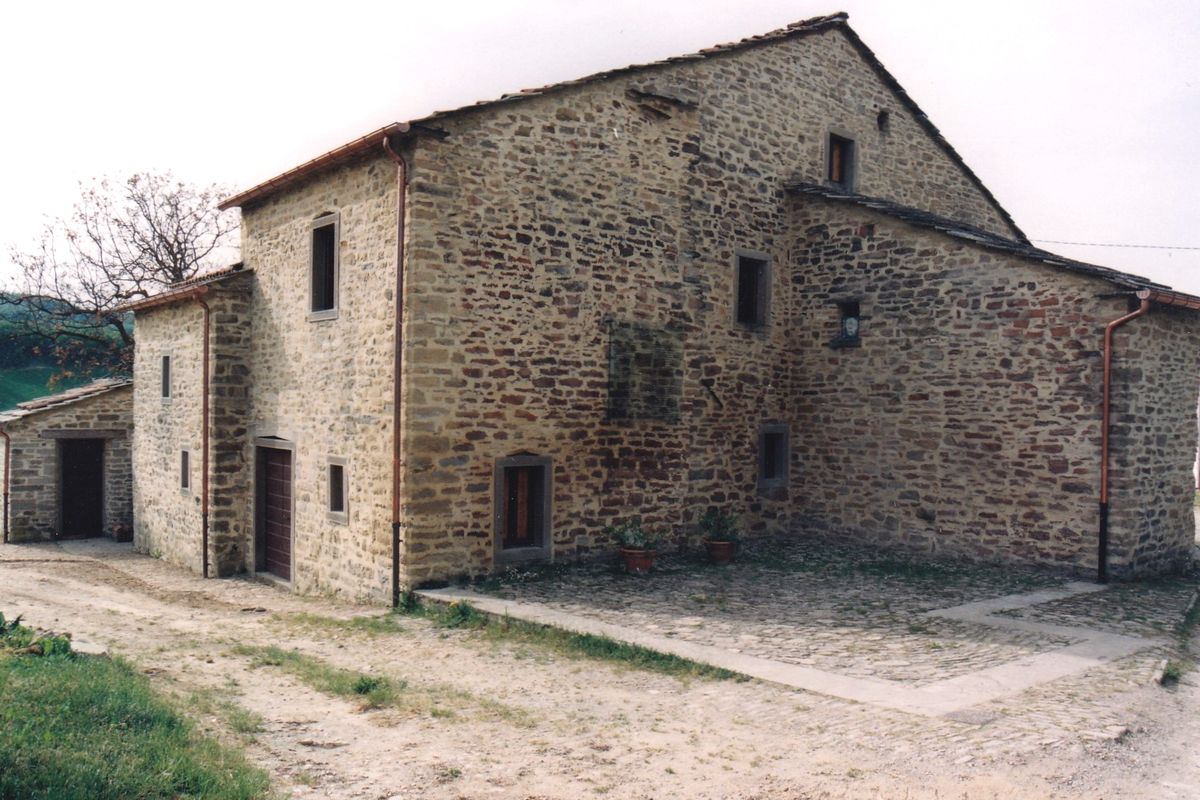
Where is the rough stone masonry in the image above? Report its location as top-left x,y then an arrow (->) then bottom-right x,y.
129,14 -> 1200,601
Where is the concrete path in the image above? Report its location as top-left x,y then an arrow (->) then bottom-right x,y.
419,581 -> 1168,718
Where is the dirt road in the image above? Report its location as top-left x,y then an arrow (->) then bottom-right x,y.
2,540 -> 1197,799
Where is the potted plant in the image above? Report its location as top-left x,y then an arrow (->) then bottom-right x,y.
698,510 -> 740,565
608,520 -> 662,575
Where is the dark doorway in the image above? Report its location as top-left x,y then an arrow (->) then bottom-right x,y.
502,464 -> 545,550
256,447 -> 293,581
59,439 -> 104,539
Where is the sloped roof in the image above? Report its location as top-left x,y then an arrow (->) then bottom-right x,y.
0,378 -> 132,427
118,263 -> 250,314
786,180 -> 1199,303
218,12 -> 1023,240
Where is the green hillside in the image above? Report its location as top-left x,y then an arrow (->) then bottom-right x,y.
0,367 -> 95,411
0,294 -> 124,411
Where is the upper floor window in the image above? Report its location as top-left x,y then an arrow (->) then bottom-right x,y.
827,133 -> 855,190
310,213 -> 339,319
160,355 -> 171,400
734,252 -> 770,328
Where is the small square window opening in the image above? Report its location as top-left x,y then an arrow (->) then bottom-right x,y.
827,134 -> 855,189
735,254 -> 769,327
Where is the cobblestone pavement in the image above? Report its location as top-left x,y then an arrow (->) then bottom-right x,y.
474,539 -> 1197,724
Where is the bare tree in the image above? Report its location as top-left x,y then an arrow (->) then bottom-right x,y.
3,172 -> 238,376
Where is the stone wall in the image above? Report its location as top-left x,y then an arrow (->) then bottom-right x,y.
397,24 -> 1032,583
1107,306 -> 1200,575
132,301 -> 206,569
239,158 -> 398,600
1,385 -> 133,542
131,274 -> 253,574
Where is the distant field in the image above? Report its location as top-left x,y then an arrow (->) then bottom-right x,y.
0,367 -> 91,412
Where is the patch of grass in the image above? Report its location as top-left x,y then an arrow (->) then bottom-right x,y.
1161,660 -> 1184,685
1179,592 -> 1200,637
188,690 -> 265,737
437,600 -> 488,629
399,598 -> 740,681
233,645 -> 401,711
284,611 -> 405,636
233,644 -> 527,724
0,620 -> 268,799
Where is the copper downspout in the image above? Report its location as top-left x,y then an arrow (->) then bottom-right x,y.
1,427 -> 11,543
197,296 -> 212,579
1098,289 -> 1151,582
382,135 -> 408,607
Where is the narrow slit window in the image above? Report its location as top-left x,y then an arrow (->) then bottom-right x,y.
827,134 -> 855,189
161,355 -> 171,399
180,450 -> 190,491
758,425 -> 790,489
328,463 -> 346,514
310,216 -> 338,314
735,254 -> 769,327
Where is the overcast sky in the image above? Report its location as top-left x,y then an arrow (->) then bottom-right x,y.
2,0 -> 1197,292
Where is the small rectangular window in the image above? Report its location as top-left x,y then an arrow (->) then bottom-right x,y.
161,355 -> 171,399
735,253 -> 769,327
180,450 -> 190,491
828,134 -> 855,189
329,464 -> 345,514
310,216 -> 338,316
831,299 -> 862,349
758,424 -> 790,490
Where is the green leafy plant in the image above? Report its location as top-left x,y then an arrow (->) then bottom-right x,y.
438,601 -> 487,630
606,520 -> 662,551
698,510 -> 740,543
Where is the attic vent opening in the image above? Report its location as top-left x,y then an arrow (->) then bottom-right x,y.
876,110 -> 890,133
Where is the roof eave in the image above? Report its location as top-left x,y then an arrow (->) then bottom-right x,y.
218,122 -> 412,211
785,181 -> 1200,306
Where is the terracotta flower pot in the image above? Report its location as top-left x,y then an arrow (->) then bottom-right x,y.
619,548 -> 657,575
704,539 -> 737,565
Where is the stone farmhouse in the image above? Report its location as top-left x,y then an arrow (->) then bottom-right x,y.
122,13 -> 1200,603
0,379 -> 133,543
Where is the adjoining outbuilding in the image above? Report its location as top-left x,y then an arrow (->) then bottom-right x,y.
0,378 -> 134,542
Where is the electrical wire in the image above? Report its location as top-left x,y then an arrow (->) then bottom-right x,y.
1031,239 -> 1200,251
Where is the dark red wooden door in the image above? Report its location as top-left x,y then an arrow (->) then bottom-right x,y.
262,448 -> 292,581
502,465 -> 543,549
